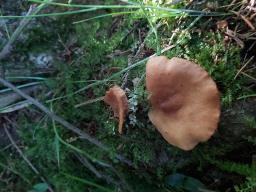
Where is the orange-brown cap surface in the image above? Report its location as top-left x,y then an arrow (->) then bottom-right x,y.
104,86 -> 128,134
146,56 -> 220,150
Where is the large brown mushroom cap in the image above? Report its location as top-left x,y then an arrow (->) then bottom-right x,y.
146,56 -> 220,150
104,86 -> 128,134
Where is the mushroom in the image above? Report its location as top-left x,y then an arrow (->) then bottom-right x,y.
146,56 -> 220,150
104,86 -> 128,134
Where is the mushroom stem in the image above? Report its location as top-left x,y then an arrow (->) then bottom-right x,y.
118,109 -> 124,134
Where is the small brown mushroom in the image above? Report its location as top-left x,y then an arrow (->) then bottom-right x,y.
104,86 -> 128,134
146,56 -> 220,150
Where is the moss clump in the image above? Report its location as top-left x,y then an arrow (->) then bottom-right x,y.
0,1 -> 255,191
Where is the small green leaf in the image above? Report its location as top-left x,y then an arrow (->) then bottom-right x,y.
28,183 -> 49,192
165,173 -> 207,192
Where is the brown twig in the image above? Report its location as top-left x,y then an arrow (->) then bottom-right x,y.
121,23 -> 162,88
3,124 -> 54,192
75,154 -> 103,178
75,153 -> 133,191
226,0 -> 239,10
225,29 -> 245,48
75,154 -> 121,185
0,6 -> 35,60
247,6 -> 256,12
0,77 -> 132,166
234,56 -> 254,80
233,11 -> 256,30
240,71 -> 256,81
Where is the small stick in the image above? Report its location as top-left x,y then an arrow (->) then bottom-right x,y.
237,94 -> 256,100
234,56 -> 254,80
75,96 -> 104,108
0,77 -> 132,166
75,154 -> 102,178
233,11 -> 256,30
247,6 -> 256,12
76,154 -> 124,188
251,0 -> 256,6
240,71 -> 256,81
250,12 -> 256,20
0,6 -> 34,60
226,0 -> 238,10
0,77 -> 107,150
0,0 -> 54,60
4,124 -> 54,192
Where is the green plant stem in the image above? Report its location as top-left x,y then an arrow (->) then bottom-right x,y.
0,0 -> 53,60
52,117 -> 97,162
0,8 -> 97,19
3,125 -> 54,192
73,11 -> 136,24
28,0 -> 194,13
0,162 -> 30,183
237,94 -> 256,100
29,0 -> 231,16
0,82 -> 41,94
0,77 -> 132,166
0,10 -> 11,39
139,2 -> 161,55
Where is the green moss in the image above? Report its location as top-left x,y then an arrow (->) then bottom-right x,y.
1,1 -> 255,191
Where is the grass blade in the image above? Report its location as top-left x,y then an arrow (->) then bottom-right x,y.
0,8 -> 97,19
61,172 -> 114,192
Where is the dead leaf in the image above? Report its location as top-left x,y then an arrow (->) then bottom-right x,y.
225,29 -> 245,48
217,20 -> 228,29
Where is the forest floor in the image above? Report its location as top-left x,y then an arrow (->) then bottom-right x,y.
0,0 -> 255,192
